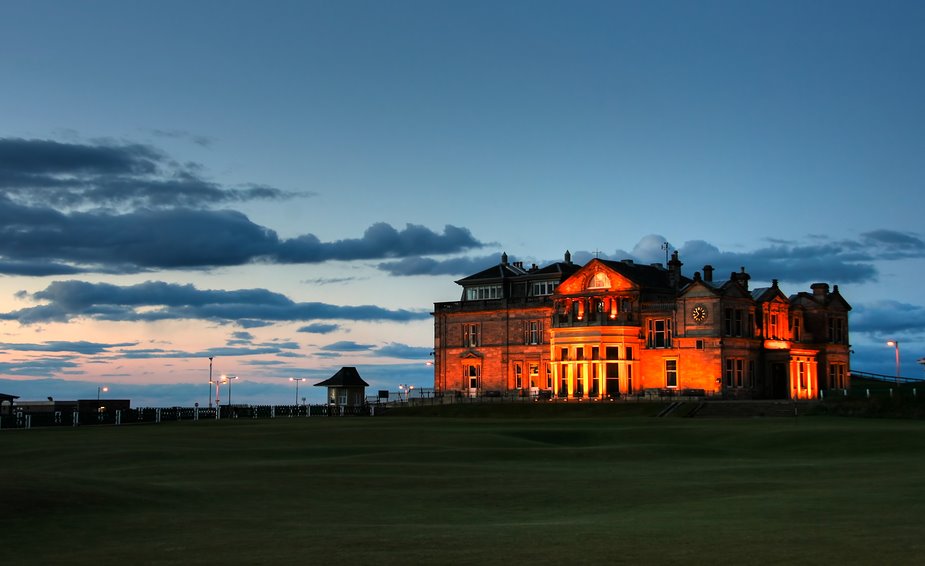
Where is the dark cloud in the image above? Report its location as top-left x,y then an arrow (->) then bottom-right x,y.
379,231 -> 921,285
0,358 -> 83,377
302,277 -> 359,286
0,196 -> 485,274
147,128 -> 214,147
0,137 -> 299,210
850,301 -> 925,337
0,280 -> 430,325
319,341 -> 375,352
375,343 -> 433,359
378,253 -> 500,276
297,323 -> 341,334
113,343 -> 300,359
0,340 -> 136,355
275,223 -> 483,263
0,138 -> 486,274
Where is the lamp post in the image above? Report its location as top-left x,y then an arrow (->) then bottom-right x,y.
208,356 -> 214,409
289,378 -> 306,405
223,375 -> 238,407
887,340 -> 900,385
215,376 -> 227,409
97,386 -> 108,421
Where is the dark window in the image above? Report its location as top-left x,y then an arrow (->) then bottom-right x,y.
463,324 -> 480,347
665,359 -> 678,388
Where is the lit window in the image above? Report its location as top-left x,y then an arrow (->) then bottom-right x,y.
588,272 -> 611,289
466,365 -> 480,389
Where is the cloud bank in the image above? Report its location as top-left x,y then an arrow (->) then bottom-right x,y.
0,280 -> 430,325
0,137 -> 487,274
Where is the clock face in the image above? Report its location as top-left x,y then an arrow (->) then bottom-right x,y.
691,305 -> 708,323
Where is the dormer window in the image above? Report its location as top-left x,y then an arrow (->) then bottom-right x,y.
466,285 -> 502,300
588,272 -> 611,289
532,281 -> 556,296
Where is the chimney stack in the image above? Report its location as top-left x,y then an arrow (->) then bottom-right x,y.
703,265 -> 714,282
811,283 -> 829,300
668,250 -> 683,288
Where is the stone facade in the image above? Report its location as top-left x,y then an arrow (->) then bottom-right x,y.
433,251 -> 851,400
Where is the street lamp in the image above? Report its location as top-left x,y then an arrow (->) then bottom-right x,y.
223,375 -> 238,407
208,356 -> 214,409
97,386 -> 109,421
289,378 -> 306,405
214,376 -> 227,408
887,340 -> 901,385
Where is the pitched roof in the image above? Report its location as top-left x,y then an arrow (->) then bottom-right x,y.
456,261 -> 527,283
596,259 -> 691,289
314,367 -> 369,388
530,261 -> 582,279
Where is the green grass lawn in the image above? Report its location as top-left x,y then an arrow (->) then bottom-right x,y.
3,414 -> 925,565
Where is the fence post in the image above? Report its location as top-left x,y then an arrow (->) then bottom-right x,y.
25,414 -> 31,430
271,406 -> 276,418
115,410 -> 122,425
73,410 -> 79,427
156,408 -> 162,423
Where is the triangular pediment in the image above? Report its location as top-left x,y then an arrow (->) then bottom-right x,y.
680,278 -> 721,299
556,259 -> 639,295
459,350 -> 484,359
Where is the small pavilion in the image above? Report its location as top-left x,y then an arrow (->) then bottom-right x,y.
314,367 -> 369,407
0,393 -> 19,415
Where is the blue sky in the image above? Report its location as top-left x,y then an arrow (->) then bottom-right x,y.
1,0 -> 923,405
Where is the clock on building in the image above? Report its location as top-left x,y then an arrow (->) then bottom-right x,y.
691,305 -> 708,323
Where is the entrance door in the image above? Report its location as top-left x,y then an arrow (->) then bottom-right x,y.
771,363 -> 787,399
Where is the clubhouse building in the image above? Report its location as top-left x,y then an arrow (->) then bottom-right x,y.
432,251 -> 851,400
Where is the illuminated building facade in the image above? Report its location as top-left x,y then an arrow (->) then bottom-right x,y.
432,251 -> 851,400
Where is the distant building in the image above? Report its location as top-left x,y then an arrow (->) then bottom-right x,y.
432,251 -> 851,400
315,367 -> 369,407
0,393 -> 19,415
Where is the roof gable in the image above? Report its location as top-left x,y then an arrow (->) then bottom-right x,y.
314,367 -> 369,388
752,282 -> 789,304
680,277 -> 722,298
556,259 -> 640,295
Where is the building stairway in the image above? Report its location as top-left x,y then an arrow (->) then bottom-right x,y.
690,400 -> 813,418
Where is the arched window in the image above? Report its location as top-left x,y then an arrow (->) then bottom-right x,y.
588,272 -> 611,289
